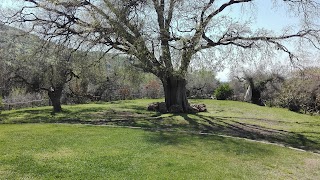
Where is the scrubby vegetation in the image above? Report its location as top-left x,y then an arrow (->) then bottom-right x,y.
214,84 -> 233,100
276,68 -> 320,114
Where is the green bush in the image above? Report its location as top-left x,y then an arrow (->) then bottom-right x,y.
214,84 -> 233,100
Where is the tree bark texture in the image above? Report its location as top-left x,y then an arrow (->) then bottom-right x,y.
162,75 -> 190,112
48,87 -> 63,113
251,88 -> 263,106
247,79 -> 264,106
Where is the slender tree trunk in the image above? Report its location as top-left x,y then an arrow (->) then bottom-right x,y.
48,87 -> 63,113
162,75 -> 190,112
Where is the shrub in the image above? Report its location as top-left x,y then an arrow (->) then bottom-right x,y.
277,78 -> 320,114
214,84 -> 233,100
144,80 -> 161,99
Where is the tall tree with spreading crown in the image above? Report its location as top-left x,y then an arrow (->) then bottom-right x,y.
4,0 -> 320,112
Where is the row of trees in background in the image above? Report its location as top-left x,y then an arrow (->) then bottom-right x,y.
0,24 -> 220,112
1,51 -> 320,115
0,24 -> 319,115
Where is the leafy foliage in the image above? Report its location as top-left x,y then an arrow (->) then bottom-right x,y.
214,84 -> 233,100
277,68 -> 320,114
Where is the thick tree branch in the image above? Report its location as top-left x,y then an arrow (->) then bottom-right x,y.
152,0 -> 173,71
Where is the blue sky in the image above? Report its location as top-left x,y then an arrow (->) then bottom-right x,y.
253,0 -> 299,31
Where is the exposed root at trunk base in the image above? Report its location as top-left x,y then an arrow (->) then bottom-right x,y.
147,102 -> 207,114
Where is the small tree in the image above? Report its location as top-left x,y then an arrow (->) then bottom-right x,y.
9,44 -> 81,113
230,64 -> 285,106
214,84 -> 233,100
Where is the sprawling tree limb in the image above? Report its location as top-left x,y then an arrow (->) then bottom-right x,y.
2,0 -> 319,112
4,0 -> 318,72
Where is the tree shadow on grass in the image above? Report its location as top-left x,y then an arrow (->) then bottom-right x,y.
145,131 -> 188,145
55,107 -> 320,153
54,109 -> 320,153
3,103 -> 319,153
144,130 -> 276,156
179,113 -> 320,153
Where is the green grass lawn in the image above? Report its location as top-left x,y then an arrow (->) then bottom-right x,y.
1,99 -> 320,179
0,124 -> 319,179
1,99 -> 320,152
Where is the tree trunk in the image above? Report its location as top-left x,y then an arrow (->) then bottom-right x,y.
162,75 -> 190,112
251,88 -> 263,106
247,78 -> 264,106
48,87 -> 63,113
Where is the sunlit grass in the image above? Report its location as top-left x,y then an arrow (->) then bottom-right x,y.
1,99 -> 320,152
0,124 -> 319,179
1,99 -> 320,178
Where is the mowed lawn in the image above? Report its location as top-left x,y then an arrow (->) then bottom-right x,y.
2,99 -> 320,151
0,124 -> 320,179
1,99 -> 320,179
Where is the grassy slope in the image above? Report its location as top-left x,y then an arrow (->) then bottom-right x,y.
0,124 -> 320,179
1,99 -> 320,151
1,99 -> 320,179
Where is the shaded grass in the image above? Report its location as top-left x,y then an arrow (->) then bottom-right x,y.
1,99 -> 320,152
0,124 -> 320,179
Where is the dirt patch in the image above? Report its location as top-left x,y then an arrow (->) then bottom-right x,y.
304,158 -> 320,170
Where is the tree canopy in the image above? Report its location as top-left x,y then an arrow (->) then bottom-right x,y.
2,0 -> 320,112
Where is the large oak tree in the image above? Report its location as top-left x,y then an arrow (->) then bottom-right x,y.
4,0 -> 320,112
